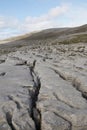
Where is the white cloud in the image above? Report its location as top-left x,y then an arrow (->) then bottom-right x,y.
0,29 -> 20,40
48,4 -> 68,18
1,3 -> 87,39
21,4 -> 69,32
0,4 -> 69,39
26,4 -> 68,22
0,16 -> 20,39
0,16 -> 19,29
63,3 -> 87,27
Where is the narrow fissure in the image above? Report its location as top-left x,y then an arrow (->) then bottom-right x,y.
53,92 -> 74,109
53,112 -> 72,130
32,75 -> 41,130
72,80 -> 87,101
6,112 -> 16,130
8,95 -> 21,109
0,72 -> 6,76
53,68 -> 87,101
82,92 -> 87,100
29,60 -> 41,130
75,87 -> 87,101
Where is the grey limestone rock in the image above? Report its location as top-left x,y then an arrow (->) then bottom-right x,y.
0,42 -> 87,130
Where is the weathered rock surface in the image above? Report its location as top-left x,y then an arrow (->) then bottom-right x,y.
0,42 -> 87,130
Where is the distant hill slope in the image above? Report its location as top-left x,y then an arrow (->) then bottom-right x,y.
20,24 -> 87,40
0,24 -> 87,55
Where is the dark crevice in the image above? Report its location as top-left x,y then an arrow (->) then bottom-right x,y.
82,92 -> 87,100
53,92 -> 75,109
0,59 -> 5,64
31,76 -> 41,130
8,95 -> 21,109
74,87 -> 87,101
72,80 -> 87,101
33,108 -> 41,130
29,60 -> 41,130
53,68 -> 87,102
14,101 -> 21,109
52,68 -> 72,82
0,72 -> 6,76
15,60 -> 27,66
53,112 -> 72,130
6,112 -> 16,130
52,68 -> 67,80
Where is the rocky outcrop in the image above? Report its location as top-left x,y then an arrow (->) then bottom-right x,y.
0,56 -> 41,130
0,42 -> 87,130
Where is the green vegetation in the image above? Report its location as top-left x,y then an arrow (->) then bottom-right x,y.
0,25 -> 87,56
59,34 -> 87,44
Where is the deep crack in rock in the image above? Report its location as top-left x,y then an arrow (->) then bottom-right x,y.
29,60 -> 41,130
6,112 -> 16,130
53,68 -> 87,102
0,72 -> 6,76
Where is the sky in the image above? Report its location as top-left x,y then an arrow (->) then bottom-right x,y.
0,0 -> 87,39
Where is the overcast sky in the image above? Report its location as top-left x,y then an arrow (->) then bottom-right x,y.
0,0 -> 87,39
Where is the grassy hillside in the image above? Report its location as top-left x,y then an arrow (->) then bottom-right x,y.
58,34 -> 87,44
0,24 -> 87,55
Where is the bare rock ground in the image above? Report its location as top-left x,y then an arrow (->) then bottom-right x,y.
0,42 -> 87,130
